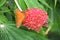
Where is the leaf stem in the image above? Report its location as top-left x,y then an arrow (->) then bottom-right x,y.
45,26 -> 51,35
14,0 -> 22,11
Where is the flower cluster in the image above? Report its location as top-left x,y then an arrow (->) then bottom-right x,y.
22,8 -> 48,32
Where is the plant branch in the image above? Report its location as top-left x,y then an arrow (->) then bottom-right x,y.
14,0 -> 22,11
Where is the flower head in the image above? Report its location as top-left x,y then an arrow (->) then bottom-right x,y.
22,8 -> 48,32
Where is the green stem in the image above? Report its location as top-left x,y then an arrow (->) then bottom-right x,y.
45,26 -> 51,35
14,0 -> 22,11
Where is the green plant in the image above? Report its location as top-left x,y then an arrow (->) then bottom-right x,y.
0,0 -> 60,40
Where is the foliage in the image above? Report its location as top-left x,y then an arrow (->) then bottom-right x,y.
0,0 -> 60,40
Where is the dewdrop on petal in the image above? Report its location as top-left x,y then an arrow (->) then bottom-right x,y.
22,8 -> 48,32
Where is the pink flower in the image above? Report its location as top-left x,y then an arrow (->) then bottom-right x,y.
22,8 -> 48,32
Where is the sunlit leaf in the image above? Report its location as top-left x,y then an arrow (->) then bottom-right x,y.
24,0 -> 45,10
0,22 -> 48,40
17,0 -> 27,10
54,0 -> 57,7
0,0 -> 6,7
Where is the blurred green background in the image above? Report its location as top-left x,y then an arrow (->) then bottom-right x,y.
0,0 -> 60,40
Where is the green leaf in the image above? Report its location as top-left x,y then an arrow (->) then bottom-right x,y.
17,0 -> 27,10
24,0 -> 45,10
0,6 -> 15,21
54,0 -> 57,7
0,6 -> 10,13
0,0 -> 6,7
0,22 -> 48,40
0,0 -> 60,40
58,0 -> 60,3
7,0 -> 16,10
39,0 -> 52,9
0,13 -> 8,23
51,7 -> 60,33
